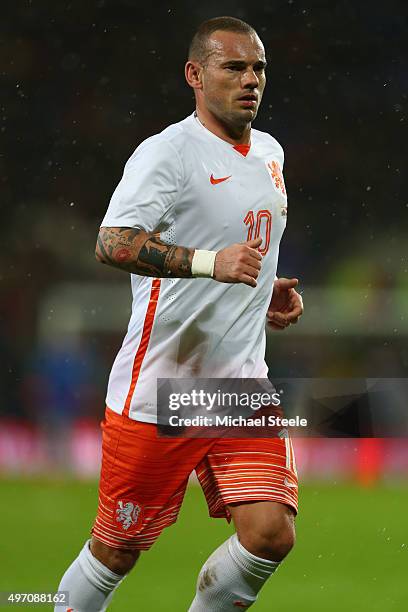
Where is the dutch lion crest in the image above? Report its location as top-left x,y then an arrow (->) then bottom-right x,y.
266,160 -> 287,197
115,500 -> 142,531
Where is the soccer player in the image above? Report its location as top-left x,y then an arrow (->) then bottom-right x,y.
56,16 -> 304,611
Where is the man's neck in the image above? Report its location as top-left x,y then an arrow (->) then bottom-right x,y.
195,108 -> 251,145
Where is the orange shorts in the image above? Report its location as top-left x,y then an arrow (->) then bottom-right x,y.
91,407 -> 298,550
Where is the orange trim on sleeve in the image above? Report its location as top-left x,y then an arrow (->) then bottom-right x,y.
123,278 -> 161,417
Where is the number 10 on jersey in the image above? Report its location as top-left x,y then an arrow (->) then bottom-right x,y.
244,209 -> 272,256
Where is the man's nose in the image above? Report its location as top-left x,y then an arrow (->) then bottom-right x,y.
241,69 -> 259,88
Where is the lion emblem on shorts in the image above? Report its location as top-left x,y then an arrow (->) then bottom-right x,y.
116,500 -> 142,531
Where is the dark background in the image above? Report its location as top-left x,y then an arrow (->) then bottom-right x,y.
1,0 -> 407,423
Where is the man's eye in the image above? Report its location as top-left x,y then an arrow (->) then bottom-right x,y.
226,66 -> 241,71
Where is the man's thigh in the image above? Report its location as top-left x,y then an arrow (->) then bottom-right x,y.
92,407 -> 214,550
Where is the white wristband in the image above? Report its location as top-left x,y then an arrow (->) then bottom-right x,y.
191,249 -> 217,278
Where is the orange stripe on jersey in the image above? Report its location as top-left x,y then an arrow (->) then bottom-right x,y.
233,143 -> 251,157
123,278 -> 161,417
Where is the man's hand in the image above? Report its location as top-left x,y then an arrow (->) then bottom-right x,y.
213,237 -> 263,288
267,277 -> 304,330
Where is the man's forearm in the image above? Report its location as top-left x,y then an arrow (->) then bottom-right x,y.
95,227 -> 193,278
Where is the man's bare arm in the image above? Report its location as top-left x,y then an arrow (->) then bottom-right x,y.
95,226 -> 263,287
95,227 -> 193,277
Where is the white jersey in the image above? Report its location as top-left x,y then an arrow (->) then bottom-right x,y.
101,113 -> 288,422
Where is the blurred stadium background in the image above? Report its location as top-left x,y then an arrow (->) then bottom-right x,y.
1,1 -> 407,610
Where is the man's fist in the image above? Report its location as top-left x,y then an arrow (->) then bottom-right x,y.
267,277 -> 304,330
213,237 -> 263,288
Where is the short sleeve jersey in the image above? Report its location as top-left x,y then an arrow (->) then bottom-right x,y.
101,113 -> 288,423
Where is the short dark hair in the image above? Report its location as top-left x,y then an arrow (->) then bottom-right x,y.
188,16 -> 258,64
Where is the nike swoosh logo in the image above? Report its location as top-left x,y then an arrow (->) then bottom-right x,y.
210,174 -> 232,185
283,477 -> 297,488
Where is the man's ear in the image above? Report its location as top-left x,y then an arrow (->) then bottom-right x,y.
185,61 -> 203,90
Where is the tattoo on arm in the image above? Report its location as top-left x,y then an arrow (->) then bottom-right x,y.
95,227 -> 193,278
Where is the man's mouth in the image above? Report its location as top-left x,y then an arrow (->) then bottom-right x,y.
237,93 -> 258,107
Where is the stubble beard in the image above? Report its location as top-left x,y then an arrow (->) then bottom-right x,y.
203,94 -> 261,139
227,105 -> 259,134
213,99 -> 259,132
